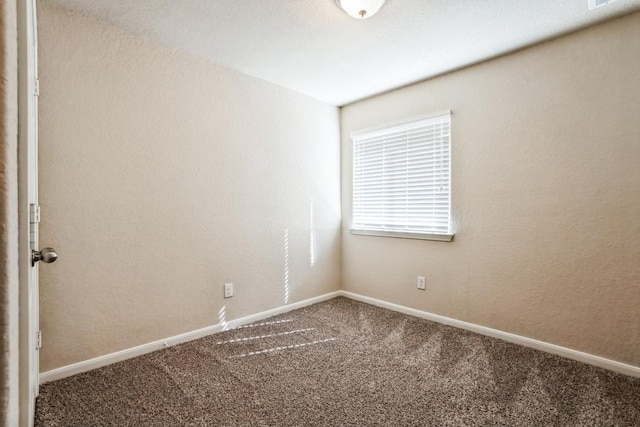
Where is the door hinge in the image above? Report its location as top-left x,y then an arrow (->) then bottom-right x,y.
29,203 -> 40,223
36,331 -> 42,349
34,79 -> 40,97
29,204 -> 40,249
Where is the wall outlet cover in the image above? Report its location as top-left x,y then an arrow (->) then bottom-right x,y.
224,283 -> 234,298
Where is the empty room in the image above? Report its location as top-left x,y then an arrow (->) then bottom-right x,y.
2,0 -> 640,425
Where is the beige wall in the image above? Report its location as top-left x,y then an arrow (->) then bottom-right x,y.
341,13 -> 640,366
38,2 -> 341,371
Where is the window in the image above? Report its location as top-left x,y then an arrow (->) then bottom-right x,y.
351,111 -> 453,241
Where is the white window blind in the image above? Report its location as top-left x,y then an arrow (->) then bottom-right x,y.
352,112 -> 451,238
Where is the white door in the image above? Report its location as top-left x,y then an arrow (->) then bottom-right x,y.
18,0 -> 56,425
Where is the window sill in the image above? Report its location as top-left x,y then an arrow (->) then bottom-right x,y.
349,228 -> 455,242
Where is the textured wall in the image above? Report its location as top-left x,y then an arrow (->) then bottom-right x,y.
38,2 -> 341,371
341,13 -> 640,367
1,0 -> 19,423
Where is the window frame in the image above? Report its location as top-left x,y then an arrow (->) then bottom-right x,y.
350,111 -> 454,242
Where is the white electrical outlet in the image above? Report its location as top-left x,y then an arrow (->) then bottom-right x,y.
417,276 -> 426,290
224,283 -> 234,298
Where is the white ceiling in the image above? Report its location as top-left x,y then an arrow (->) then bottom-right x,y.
47,0 -> 640,106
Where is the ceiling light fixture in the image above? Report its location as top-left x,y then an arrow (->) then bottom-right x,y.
335,0 -> 387,19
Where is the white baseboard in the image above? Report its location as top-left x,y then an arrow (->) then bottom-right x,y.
40,289 -> 639,383
338,290 -> 640,378
39,291 -> 341,384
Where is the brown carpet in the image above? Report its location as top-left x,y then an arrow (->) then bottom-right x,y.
35,297 -> 640,426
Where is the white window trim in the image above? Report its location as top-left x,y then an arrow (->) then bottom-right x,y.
351,110 -> 454,242
349,228 -> 454,242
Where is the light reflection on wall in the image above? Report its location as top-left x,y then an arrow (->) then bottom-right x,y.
218,305 -> 229,331
283,228 -> 290,304
310,197 -> 316,267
